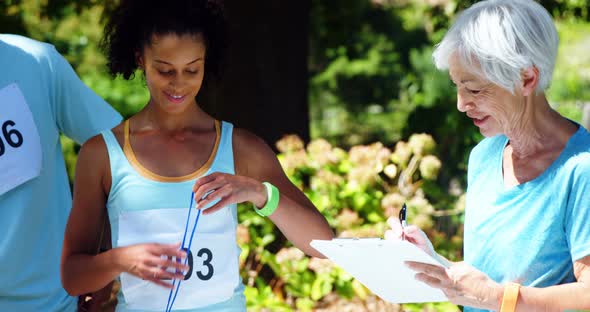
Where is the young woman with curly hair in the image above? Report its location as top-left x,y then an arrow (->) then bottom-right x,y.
60,1 -> 333,311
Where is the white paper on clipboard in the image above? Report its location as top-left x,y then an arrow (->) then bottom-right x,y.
310,238 -> 448,304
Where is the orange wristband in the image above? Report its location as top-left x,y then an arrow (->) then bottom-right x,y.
500,282 -> 520,312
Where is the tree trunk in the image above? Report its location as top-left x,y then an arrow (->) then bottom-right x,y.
200,0 -> 311,149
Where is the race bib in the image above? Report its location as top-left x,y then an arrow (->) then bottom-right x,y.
0,83 -> 42,196
117,207 -> 240,311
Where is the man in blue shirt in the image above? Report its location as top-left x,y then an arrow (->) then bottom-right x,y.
0,34 -> 122,311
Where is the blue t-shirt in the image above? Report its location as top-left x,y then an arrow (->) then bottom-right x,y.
464,125 -> 590,312
0,34 -> 122,311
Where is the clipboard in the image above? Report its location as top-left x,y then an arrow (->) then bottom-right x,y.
310,238 -> 448,303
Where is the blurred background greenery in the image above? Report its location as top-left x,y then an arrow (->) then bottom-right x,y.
2,0 -> 589,311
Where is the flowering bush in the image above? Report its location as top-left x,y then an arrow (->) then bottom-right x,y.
239,134 -> 464,311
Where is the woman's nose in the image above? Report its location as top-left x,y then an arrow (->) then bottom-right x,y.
456,91 -> 472,112
169,77 -> 186,91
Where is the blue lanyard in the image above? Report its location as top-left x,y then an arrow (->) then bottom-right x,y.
165,192 -> 202,312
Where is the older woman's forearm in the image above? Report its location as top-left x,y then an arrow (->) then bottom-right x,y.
516,282 -> 590,311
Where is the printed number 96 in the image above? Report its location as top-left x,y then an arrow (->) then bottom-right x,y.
0,120 -> 24,157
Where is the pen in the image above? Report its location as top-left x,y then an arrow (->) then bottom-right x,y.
399,203 -> 407,241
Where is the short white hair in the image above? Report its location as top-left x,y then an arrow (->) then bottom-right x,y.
432,0 -> 559,93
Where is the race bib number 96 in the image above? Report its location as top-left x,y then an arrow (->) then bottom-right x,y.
0,83 -> 42,195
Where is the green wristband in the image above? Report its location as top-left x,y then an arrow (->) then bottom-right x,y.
254,182 -> 280,217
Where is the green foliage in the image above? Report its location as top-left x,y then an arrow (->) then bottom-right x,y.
548,20 -> 590,121
308,0 -> 483,189
244,284 -> 292,312
82,71 -> 149,119
309,0 -> 590,189
238,134 -> 463,311
60,135 -> 78,184
309,0 -> 429,147
400,47 -> 482,187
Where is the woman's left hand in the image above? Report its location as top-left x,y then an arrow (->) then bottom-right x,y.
406,260 -> 503,310
192,172 -> 267,214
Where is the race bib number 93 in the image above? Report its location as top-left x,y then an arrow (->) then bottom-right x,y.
117,208 -> 239,310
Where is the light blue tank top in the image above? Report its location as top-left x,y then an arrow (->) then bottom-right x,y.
101,120 -> 245,312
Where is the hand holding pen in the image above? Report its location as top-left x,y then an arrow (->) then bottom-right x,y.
386,203 -> 438,259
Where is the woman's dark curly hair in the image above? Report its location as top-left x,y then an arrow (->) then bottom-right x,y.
101,0 -> 227,82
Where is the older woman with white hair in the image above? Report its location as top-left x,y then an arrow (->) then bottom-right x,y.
386,0 -> 590,311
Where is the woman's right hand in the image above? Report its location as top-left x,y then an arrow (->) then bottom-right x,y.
116,242 -> 189,288
384,217 -> 436,258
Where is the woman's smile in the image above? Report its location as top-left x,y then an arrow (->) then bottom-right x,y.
471,115 -> 490,127
164,91 -> 187,104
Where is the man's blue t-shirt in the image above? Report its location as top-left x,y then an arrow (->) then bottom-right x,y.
0,34 -> 121,311
464,125 -> 590,312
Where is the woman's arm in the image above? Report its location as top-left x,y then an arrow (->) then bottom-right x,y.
60,135 -> 187,295
386,218 -> 590,310
61,135 -> 120,295
404,255 -> 590,311
192,129 -> 334,258
514,255 -> 590,311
